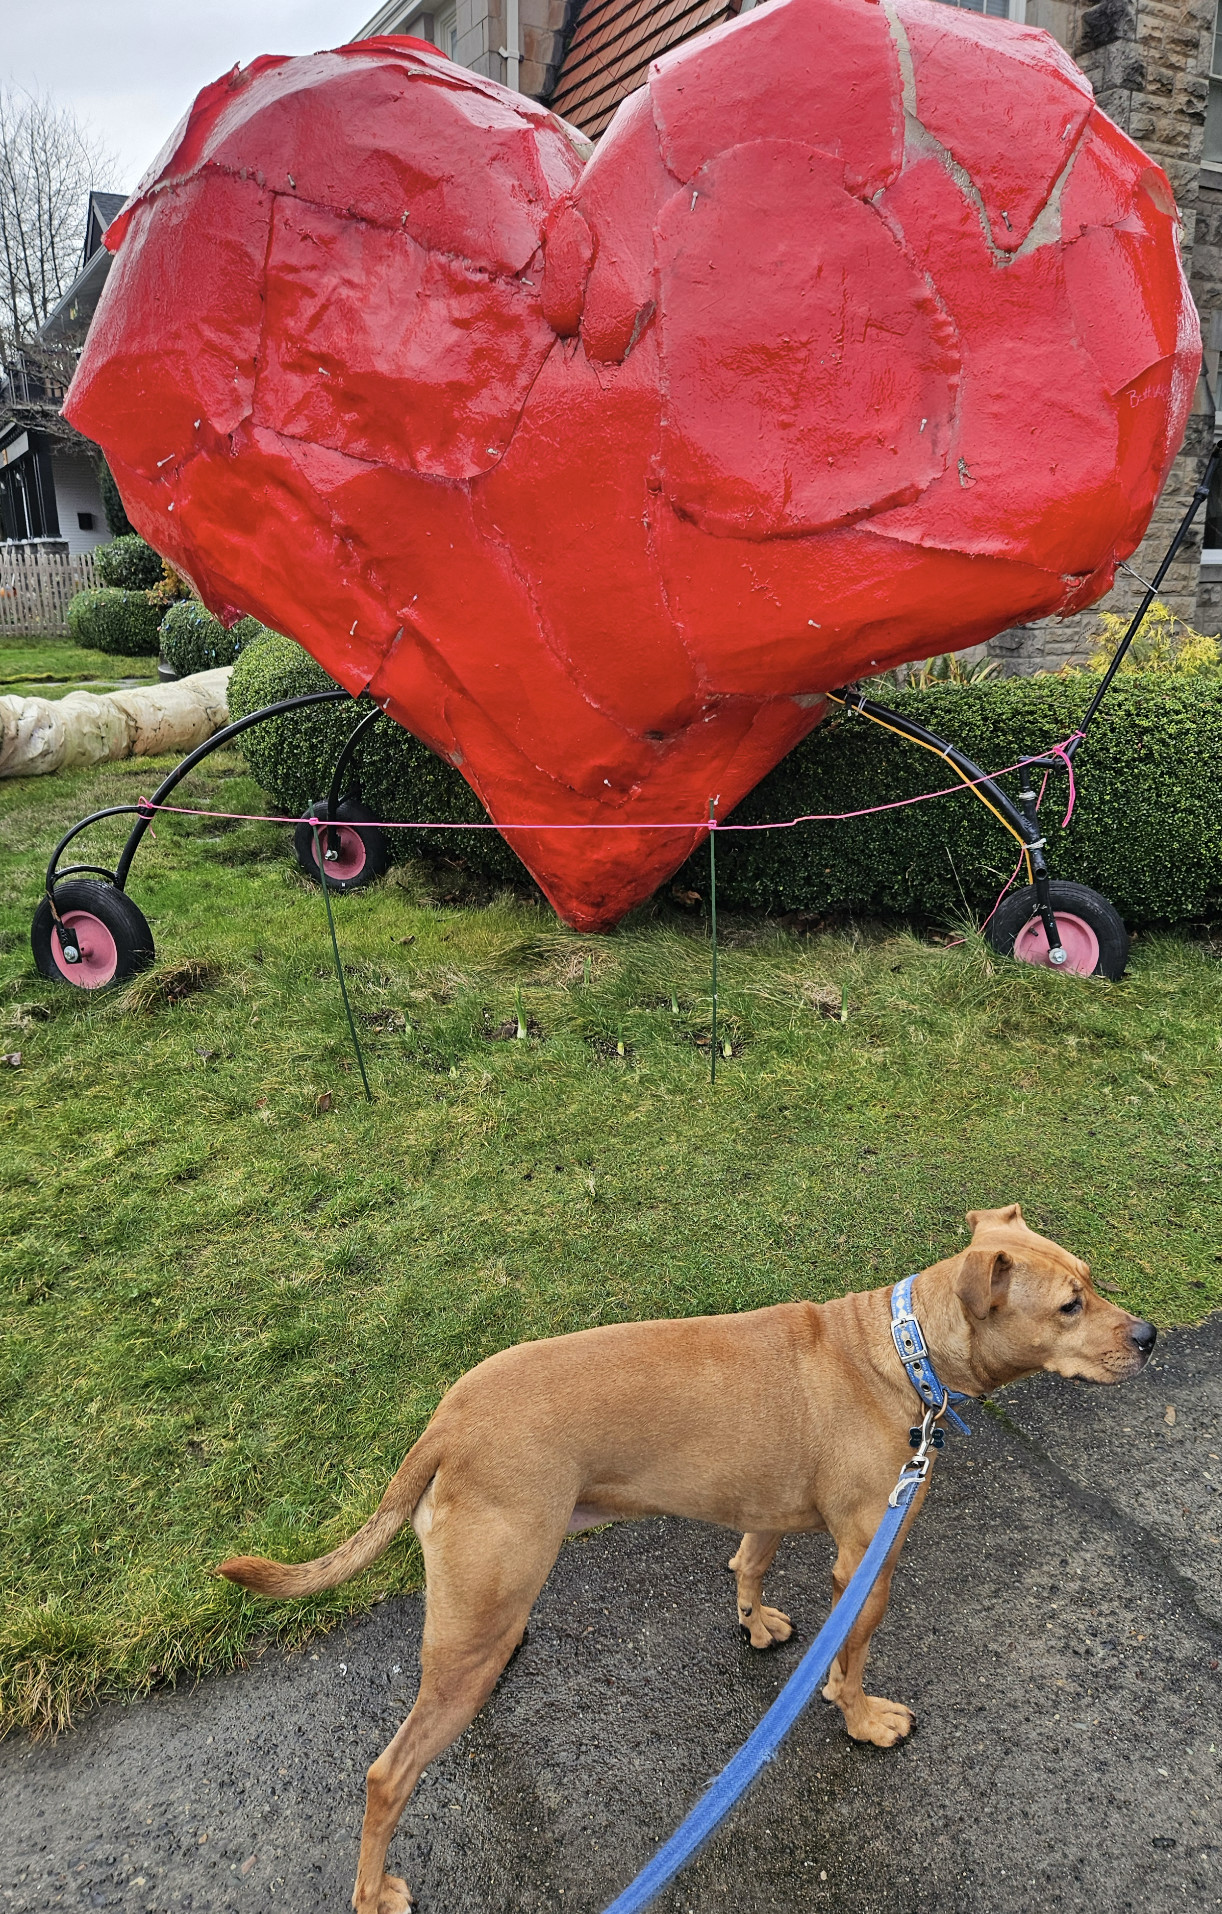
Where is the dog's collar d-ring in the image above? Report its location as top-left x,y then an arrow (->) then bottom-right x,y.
890,1275 -> 972,1437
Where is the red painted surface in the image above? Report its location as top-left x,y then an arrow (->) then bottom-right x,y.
65,0 -> 1198,931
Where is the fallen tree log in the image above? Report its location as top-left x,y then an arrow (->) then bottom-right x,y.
0,668 -> 232,779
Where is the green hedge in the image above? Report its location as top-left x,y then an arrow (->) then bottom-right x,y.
158,602 -> 263,678
93,535 -> 163,592
681,675 -> 1222,926
66,587 -> 164,658
230,634 -> 1222,926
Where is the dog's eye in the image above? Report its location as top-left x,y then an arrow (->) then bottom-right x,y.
1060,1297 -> 1083,1317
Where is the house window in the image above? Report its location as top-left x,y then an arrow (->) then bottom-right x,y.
1206,1 -> 1222,166
930,0 -> 1015,16
435,3 -> 457,57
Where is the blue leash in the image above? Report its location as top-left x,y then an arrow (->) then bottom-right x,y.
601,1279 -> 971,1914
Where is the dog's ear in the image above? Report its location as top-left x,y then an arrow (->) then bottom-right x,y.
966,1203 -> 1023,1234
956,1248 -> 1014,1320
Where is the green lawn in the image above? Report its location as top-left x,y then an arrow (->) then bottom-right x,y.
0,628 -> 159,701
1,742 -> 1219,1736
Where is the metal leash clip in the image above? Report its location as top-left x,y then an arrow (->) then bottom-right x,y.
890,1403 -> 947,1503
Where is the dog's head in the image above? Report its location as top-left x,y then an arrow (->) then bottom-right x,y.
949,1204 -> 1155,1387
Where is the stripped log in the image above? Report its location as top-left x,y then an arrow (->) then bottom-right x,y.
0,667 -> 232,778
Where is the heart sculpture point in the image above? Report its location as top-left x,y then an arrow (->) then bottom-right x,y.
66,0 -> 1197,930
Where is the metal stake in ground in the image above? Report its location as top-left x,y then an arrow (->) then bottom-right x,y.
311,821 -> 373,1103
708,796 -> 719,1088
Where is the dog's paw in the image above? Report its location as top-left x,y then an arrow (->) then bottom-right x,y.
842,1694 -> 915,1748
373,1875 -> 413,1914
738,1603 -> 793,1650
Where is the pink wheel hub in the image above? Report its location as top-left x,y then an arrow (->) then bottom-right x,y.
316,824 -> 367,881
1012,911 -> 1100,977
52,910 -> 119,987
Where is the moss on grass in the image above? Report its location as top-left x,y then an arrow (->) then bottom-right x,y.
0,745 -> 1219,1734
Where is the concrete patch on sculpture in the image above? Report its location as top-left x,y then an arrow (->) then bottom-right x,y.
65,0 -> 1198,930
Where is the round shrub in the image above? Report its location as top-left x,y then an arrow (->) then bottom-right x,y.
229,632 -> 524,882
93,534 -> 164,591
159,602 -> 264,677
66,587 -> 164,657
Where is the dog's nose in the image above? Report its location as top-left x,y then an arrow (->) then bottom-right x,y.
1130,1320 -> 1157,1355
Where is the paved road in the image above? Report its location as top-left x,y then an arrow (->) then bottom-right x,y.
3,1319 -> 1221,1914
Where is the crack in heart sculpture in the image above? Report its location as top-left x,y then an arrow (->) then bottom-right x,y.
66,0 -> 1198,929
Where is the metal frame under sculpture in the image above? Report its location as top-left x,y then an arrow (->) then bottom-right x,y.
61,0 -> 1198,932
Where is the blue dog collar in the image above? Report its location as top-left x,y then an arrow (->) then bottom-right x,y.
890,1275 -> 972,1436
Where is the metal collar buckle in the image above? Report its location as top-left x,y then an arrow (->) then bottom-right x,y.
891,1312 -> 928,1365
890,1274 -> 973,1439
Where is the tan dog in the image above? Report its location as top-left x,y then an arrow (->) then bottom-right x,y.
219,1204 -> 1155,1914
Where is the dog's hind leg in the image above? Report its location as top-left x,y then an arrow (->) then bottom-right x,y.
728,1531 -> 793,1648
351,1499 -> 566,1914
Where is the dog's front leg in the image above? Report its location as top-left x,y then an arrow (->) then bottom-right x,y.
820,1535 -> 913,1749
727,1531 -> 793,1648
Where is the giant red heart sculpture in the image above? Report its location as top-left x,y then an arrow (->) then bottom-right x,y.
66,0 -> 1197,930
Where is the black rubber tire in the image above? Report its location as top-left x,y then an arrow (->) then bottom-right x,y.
987,880 -> 1129,981
31,880 -> 155,990
293,801 -> 388,892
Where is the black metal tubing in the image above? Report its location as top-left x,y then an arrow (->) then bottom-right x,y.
1066,436 -> 1222,759
832,689 -> 1042,847
832,688 -> 1068,960
112,688 -> 350,890
43,689 -> 352,900
324,702 -> 383,820
44,805 -> 145,897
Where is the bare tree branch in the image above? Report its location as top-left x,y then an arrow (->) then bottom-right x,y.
0,85 -> 117,359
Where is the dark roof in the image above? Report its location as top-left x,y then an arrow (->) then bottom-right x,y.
83,191 -> 128,265
549,0 -> 740,138
35,193 -> 127,347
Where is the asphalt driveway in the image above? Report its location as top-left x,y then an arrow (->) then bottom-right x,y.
3,1317 -> 1220,1914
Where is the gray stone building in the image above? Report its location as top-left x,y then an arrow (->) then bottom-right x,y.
354,0 -> 1219,668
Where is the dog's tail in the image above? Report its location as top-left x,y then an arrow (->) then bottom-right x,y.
215,1435 -> 439,1600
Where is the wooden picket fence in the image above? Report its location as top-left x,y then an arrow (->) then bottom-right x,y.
0,545 -> 100,636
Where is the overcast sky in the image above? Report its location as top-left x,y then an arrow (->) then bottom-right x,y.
5,1 -> 378,195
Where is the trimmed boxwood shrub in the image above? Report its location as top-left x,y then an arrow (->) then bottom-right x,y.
66,587 -> 164,658
230,633 -> 1222,926
229,633 -> 525,882
93,534 -> 164,591
159,602 -> 264,677
680,674 -> 1222,927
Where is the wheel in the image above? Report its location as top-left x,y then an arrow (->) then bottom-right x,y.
987,881 -> 1129,981
293,801 -> 388,892
31,880 -> 155,990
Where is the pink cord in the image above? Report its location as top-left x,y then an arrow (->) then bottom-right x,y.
138,735 -> 1083,835
1049,733 -> 1083,828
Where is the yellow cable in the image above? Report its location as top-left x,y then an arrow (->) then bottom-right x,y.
824,691 -> 1029,853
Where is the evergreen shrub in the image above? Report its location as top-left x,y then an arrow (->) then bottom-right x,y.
96,459 -> 134,537
159,602 -> 264,677
229,633 -> 524,882
92,534 -> 164,592
679,674 -> 1222,927
230,634 -> 1222,927
66,587 -> 164,658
